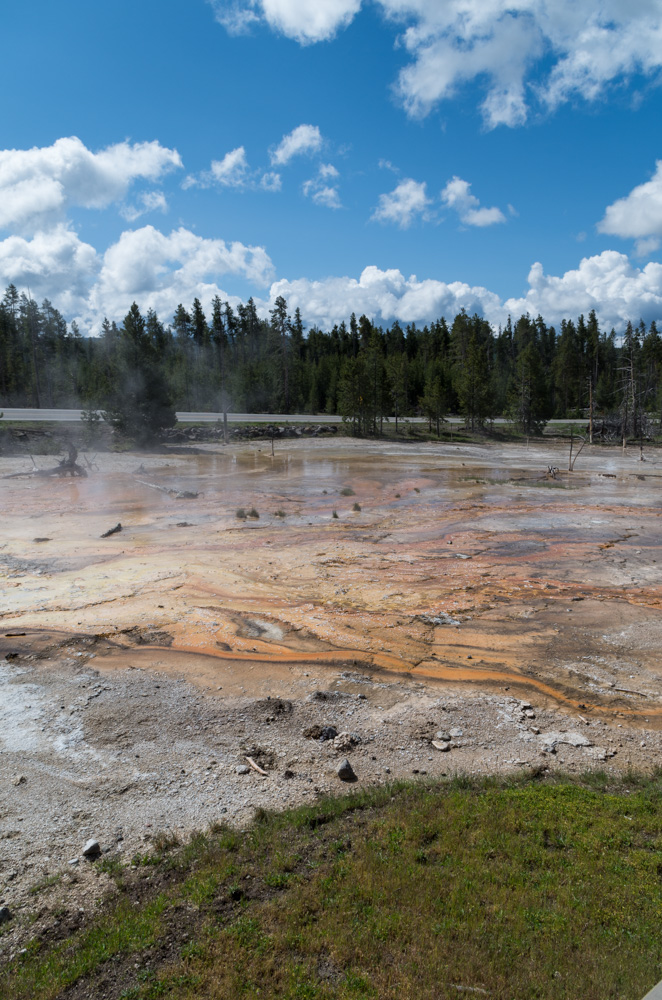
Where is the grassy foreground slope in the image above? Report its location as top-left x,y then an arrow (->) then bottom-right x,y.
3,771 -> 662,1000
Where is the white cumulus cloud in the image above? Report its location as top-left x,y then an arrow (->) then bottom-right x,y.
120,190 -> 169,222
441,176 -> 506,227
0,225 -> 98,317
270,124 -> 323,165
0,137 -> 182,233
372,178 -> 431,228
303,163 -> 341,208
260,171 -> 282,191
598,161 -> 662,258
183,146 -> 251,189
211,146 -> 250,186
209,0 -> 360,43
90,225 -> 274,321
0,223 -> 275,335
211,1 -> 662,128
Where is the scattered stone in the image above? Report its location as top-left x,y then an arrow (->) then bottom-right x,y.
540,731 -> 592,750
337,758 -> 357,782
82,839 -> 101,858
236,765 -> 250,775
333,731 -> 361,752
68,858 -> 79,865
283,769 -> 295,779
0,907 -> 11,924
12,775 -> 26,786
524,709 -> 536,719
449,728 -> 463,739
435,731 -> 451,742
432,740 -> 451,752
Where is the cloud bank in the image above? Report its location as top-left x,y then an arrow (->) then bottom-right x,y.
262,252 -> 662,332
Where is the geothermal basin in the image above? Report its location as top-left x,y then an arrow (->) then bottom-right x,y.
2,435 -> 662,950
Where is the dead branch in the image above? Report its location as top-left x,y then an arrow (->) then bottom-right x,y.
100,523 -> 122,538
134,478 -> 198,499
246,756 -> 268,775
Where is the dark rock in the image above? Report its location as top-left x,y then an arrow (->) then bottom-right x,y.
337,759 -> 357,782
0,907 -> 11,924
82,839 -> 101,857
303,724 -> 338,741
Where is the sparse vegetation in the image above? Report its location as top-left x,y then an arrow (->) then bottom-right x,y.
340,487 -> 355,496
247,507 -> 259,519
352,502 -> 361,511
28,875 -> 61,897
235,508 -> 247,519
274,509 -> 286,518
5,772 -> 662,1000
332,510 -> 339,518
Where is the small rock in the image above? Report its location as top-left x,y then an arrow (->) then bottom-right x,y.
283,769 -> 295,779
236,765 -> 250,775
12,775 -> 26,787
333,731 -> 361,752
0,907 -> 11,924
432,740 -> 451,752
449,728 -> 463,739
524,709 -> 536,719
434,731 -> 451,742
82,839 -> 101,858
540,731 -> 592,750
68,858 -> 79,865
337,759 -> 357,782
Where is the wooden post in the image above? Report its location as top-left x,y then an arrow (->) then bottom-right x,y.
568,425 -> 574,472
589,379 -> 593,445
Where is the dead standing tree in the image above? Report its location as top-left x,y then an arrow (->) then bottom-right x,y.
568,425 -> 587,472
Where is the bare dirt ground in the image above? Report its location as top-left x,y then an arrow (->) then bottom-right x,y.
1,434 -> 662,958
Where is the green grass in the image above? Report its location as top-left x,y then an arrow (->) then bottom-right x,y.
4,772 -> 662,999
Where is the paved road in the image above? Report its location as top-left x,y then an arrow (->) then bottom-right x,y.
0,408 -> 575,426
0,408 -> 430,424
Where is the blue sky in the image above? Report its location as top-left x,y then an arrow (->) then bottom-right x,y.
2,0 -> 662,334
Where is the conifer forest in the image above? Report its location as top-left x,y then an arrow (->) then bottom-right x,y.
1,282 -> 660,438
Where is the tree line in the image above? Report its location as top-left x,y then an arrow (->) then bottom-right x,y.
1,282 -> 661,438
